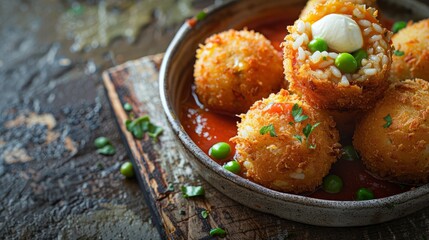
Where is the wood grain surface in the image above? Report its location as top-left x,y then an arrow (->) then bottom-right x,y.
103,54 -> 429,240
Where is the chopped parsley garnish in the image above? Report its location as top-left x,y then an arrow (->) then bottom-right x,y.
201,210 -> 209,219
260,124 -> 277,137
394,50 -> 404,56
293,135 -> 303,143
294,122 -> 320,149
125,115 -> 163,140
291,104 -> 309,123
181,186 -> 205,198
383,114 -> 392,128
209,227 -> 226,237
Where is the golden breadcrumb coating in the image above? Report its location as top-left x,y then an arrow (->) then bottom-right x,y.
231,89 -> 341,193
194,29 -> 284,114
354,79 -> 429,184
300,0 -> 377,18
389,19 -> 429,83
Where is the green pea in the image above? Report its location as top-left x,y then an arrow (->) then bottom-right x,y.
94,136 -> 110,149
356,187 -> 375,200
97,145 -> 116,156
335,53 -> 358,73
308,38 -> 328,53
209,142 -> 231,159
341,145 -> 360,161
352,49 -> 368,68
322,174 -> 343,193
123,103 -> 133,112
120,161 -> 135,178
392,21 -> 407,33
223,160 -> 240,174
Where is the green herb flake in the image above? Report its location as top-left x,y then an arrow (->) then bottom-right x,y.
383,114 -> 392,128
260,124 -> 277,137
302,122 -> 320,149
181,186 -> 205,198
394,50 -> 405,56
291,104 -> 309,123
97,145 -> 116,156
167,183 -> 174,192
293,135 -> 303,143
201,210 -> 209,219
303,122 -> 320,139
195,11 -> 207,21
148,123 -> 164,139
209,227 -> 226,237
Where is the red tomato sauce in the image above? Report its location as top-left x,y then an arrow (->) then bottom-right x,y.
179,15 -> 411,201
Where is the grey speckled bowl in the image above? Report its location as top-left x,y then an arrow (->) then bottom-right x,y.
160,0 -> 429,226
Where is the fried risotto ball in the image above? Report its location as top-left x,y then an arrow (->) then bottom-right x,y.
300,0 -> 377,18
283,0 -> 392,111
231,90 -> 341,193
194,29 -> 284,115
353,79 -> 429,184
389,19 -> 429,83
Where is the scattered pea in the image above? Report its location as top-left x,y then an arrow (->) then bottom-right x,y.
352,49 -> 368,67
356,187 -> 375,201
223,160 -> 240,174
335,53 -> 358,73
120,161 -> 135,178
341,145 -> 360,161
94,136 -> 110,149
392,21 -> 407,33
322,174 -> 343,193
209,142 -> 231,159
123,102 -> 133,112
195,11 -> 207,21
209,227 -> 226,238
97,145 -> 116,156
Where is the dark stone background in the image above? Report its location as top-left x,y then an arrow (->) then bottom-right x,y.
0,0 -> 213,239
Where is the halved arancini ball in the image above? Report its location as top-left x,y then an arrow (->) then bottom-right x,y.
389,19 -> 429,83
353,79 -> 429,184
283,0 -> 392,111
231,89 -> 341,193
194,29 -> 284,115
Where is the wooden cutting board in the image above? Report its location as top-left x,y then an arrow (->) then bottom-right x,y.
102,54 -> 429,240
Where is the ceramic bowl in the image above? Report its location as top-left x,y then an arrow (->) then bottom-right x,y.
159,0 -> 429,226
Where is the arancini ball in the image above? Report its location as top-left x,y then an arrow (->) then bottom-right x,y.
283,0 -> 392,111
353,79 -> 429,184
389,19 -> 429,83
194,29 -> 284,115
231,89 -> 341,193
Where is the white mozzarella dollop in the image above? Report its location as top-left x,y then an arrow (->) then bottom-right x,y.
311,14 -> 363,53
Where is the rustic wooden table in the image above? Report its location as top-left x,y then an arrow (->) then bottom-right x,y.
1,0 -> 429,239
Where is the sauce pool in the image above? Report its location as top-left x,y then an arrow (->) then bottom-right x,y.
179,14 -> 410,201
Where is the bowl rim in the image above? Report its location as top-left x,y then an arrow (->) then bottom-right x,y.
159,0 -> 429,211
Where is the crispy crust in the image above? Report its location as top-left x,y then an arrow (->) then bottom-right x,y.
353,79 -> 429,184
300,0 -> 377,18
194,29 -> 284,114
283,0 -> 392,111
390,19 -> 429,83
231,89 -> 341,193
